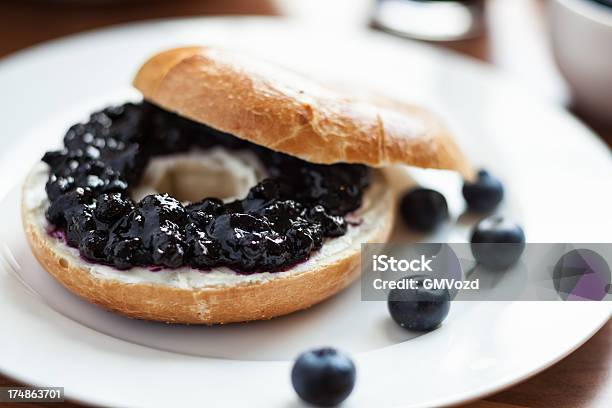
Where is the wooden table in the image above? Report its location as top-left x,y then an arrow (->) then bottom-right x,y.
0,1 -> 610,407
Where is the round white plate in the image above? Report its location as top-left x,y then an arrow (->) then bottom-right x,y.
0,17 -> 610,408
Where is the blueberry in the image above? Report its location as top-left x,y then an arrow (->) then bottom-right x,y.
291,348 -> 356,407
299,167 -> 364,215
463,170 -> 504,213
45,174 -> 75,201
247,178 -> 290,201
205,214 -> 268,271
470,215 -> 525,270
111,238 -> 143,269
151,235 -> 185,268
72,161 -> 129,195
94,193 -> 133,223
110,208 -> 145,238
79,230 -> 108,261
307,205 -> 347,237
65,208 -> 97,247
139,194 -> 186,227
286,223 -> 317,260
186,226 -> 221,268
186,198 -> 224,227
46,187 -> 93,227
261,200 -> 303,233
260,236 -> 291,269
187,198 -> 224,216
103,143 -> 146,179
400,188 -> 448,232
388,275 -> 450,331
42,149 -> 69,171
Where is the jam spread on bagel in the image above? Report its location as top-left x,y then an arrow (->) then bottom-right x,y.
41,102 -> 370,273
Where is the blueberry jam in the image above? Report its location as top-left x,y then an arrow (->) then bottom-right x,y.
42,102 -> 370,273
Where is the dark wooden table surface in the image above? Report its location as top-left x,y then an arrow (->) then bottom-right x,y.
0,1 -> 610,407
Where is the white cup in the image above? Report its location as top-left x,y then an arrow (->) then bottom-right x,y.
549,0 -> 612,123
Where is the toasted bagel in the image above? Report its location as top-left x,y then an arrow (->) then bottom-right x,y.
134,46 -> 473,177
22,163 -> 393,324
22,45 -> 473,324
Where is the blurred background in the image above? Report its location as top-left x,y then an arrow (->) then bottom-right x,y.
1,0 -> 611,148
0,0 -> 610,407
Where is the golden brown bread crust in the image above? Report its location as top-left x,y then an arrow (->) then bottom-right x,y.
134,47 -> 473,178
22,172 -> 394,325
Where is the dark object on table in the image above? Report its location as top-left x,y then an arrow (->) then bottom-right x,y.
388,275 -> 451,331
462,169 -> 504,213
291,348 -> 356,407
372,0 -> 485,41
470,215 -> 526,270
589,0 -> 612,8
400,187 -> 449,232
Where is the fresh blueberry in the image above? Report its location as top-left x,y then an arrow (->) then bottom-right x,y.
462,169 -> 504,213
400,188 -> 449,232
387,275 -> 450,331
291,348 -> 356,407
470,215 -> 525,270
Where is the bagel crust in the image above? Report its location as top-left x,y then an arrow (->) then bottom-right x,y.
134,47 -> 473,177
22,165 -> 394,324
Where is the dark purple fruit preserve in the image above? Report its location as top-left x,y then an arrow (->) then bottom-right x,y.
41,102 -> 370,273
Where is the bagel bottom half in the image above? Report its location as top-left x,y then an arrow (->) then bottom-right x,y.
22,163 -> 394,324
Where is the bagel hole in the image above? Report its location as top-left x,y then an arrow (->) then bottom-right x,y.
131,150 -> 265,204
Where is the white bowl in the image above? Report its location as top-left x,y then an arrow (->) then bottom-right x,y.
550,0 -> 612,123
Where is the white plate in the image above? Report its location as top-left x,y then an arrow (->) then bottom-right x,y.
0,17 -> 610,408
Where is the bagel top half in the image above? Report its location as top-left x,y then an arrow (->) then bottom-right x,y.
134,46 -> 472,177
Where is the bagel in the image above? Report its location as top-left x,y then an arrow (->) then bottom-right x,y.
23,163 -> 393,324
22,46 -> 469,324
